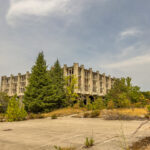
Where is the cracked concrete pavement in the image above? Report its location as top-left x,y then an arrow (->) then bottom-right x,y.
0,116 -> 149,150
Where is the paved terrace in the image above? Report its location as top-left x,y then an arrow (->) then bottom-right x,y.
0,116 -> 149,150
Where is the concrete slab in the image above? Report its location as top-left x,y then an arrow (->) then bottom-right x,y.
0,117 -> 149,150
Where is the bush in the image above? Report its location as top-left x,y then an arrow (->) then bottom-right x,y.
27,113 -> 44,119
83,110 -> 100,118
51,114 -> 57,119
78,100 -> 84,108
107,100 -> 115,109
90,110 -> 100,118
85,137 -> 94,148
83,112 -> 90,118
86,103 -> 93,110
147,105 -> 150,114
0,92 -> 9,113
92,97 -> 105,110
5,96 -> 27,122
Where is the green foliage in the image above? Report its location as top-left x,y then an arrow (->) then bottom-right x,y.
147,105 -> 150,114
86,97 -> 93,110
65,75 -> 78,106
92,97 -> 105,110
142,91 -> 150,100
107,100 -> 115,109
78,100 -> 85,107
48,59 -> 66,109
106,77 -> 148,108
24,53 -> 66,113
86,97 -> 105,110
85,137 -> 94,148
24,52 -> 50,113
0,92 -> 9,113
6,95 -> 27,122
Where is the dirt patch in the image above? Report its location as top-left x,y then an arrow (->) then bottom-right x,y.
2,129 -> 12,131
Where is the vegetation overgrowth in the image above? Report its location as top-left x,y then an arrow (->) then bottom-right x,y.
0,52 -> 150,121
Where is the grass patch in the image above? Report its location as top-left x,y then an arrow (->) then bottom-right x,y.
54,145 -> 76,150
26,107 -> 85,120
90,110 -> 100,118
101,108 -> 147,120
51,114 -> 57,119
43,107 -> 86,118
27,113 -> 44,119
84,137 -> 94,148
83,110 -> 100,118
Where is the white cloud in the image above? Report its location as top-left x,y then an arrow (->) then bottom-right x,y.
105,53 -> 150,68
6,0 -> 108,26
6,0 -> 72,25
120,28 -> 141,38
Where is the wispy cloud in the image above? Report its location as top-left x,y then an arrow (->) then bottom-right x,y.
120,28 -> 141,38
105,53 -> 150,68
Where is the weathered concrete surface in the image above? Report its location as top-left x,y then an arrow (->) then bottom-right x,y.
0,117 -> 149,150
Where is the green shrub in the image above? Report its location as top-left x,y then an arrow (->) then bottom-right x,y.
0,92 -> 10,113
92,97 -> 105,110
5,96 -> 27,122
51,114 -> 57,119
90,110 -> 100,118
147,105 -> 150,114
107,100 -> 115,109
85,137 -> 94,148
78,100 -> 84,108
86,103 -> 93,110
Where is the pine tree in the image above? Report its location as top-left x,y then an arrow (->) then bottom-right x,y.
24,52 -> 50,113
47,60 -> 66,109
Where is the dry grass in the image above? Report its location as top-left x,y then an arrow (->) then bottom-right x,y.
54,145 -> 76,150
83,110 -> 100,118
129,137 -> 150,150
114,108 -> 147,117
42,107 -> 86,118
101,108 -> 148,120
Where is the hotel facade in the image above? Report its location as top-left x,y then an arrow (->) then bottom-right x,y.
0,63 -> 115,97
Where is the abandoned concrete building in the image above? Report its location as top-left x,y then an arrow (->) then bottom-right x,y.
0,63 -> 115,97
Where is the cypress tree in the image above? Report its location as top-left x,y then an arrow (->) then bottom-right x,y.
24,52 -> 50,113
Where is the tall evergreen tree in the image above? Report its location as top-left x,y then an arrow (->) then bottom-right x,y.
24,52 -> 50,113
48,60 -> 66,108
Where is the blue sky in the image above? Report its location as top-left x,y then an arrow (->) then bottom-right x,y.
0,0 -> 150,91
